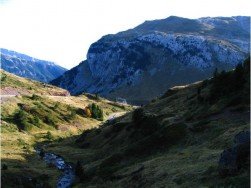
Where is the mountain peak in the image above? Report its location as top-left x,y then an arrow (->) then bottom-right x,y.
51,16 -> 250,105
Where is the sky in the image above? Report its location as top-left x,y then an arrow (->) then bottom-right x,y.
0,0 -> 250,69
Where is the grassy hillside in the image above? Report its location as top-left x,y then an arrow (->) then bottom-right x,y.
1,70 -> 133,187
44,58 -> 250,187
0,69 -> 69,96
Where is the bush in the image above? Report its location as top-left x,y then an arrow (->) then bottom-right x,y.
95,94 -> 100,101
52,102 -> 60,110
209,58 -> 249,104
1,74 -> 7,81
87,103 -> 104,121
44,114 -> 57,128
66,106 -> 77,120
45,131 -> 53,140
13,110 -> 32,131
30,116 -> 40,125
30,94 -> 42,100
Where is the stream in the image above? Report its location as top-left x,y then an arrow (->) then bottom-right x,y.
35,148 -> 75,188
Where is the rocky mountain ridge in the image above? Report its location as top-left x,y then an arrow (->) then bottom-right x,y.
51,16 -> 250,104
0,48 -> 67,83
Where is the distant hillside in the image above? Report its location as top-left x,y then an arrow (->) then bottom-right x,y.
0,69 -> 70,96
48,57 -> 250,187
51,16 -> 250,104
0,48 -> 67,83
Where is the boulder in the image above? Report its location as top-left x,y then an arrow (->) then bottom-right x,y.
218,131 -> 250,177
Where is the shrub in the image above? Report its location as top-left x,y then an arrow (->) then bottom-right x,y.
95,94 -> 100,101
18,103 -> 32,113
1,74 -> 7,81
44,114 -> 57,128
13,110 -> 32,131
87,103 -> 104,121
30,116 -> 40,125
66,107 -> 77,120
17,138 -> 26,146
52,102 -> 60,110
45,131 -> 53,140
30,94 -> 41,100
209,58 -> 249,104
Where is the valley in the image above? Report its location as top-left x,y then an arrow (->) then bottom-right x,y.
46,58 -> 250,187
0,71 -> 133,187
0,14 -> 250,188
1,57 -> 249,187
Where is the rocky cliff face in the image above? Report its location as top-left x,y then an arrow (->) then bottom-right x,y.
51,16 -> 250,104
0,48 -> 67,83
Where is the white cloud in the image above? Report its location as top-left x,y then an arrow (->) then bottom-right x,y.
0,0 -> 250,69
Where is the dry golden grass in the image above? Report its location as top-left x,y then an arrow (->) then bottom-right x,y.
1,71 -> 132,187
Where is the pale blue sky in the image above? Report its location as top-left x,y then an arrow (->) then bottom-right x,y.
0,0 -> 250,69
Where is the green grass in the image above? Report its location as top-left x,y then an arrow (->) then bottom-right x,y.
1,75 -> 132,187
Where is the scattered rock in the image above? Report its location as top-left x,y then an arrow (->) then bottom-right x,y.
218,131 -> 250,177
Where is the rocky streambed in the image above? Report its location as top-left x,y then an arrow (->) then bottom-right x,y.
35,148 -> 75,188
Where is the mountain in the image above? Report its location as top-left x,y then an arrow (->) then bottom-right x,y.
0,48 -> 67,83
46,57 -> 250,187
51,16 -> 250,104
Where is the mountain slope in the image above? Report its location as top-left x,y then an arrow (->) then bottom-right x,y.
1,71 -> 133,187
0,69 -> 70,96
51,16 -> 250,104
0,48 -> 67,82
46,57 -> 250,187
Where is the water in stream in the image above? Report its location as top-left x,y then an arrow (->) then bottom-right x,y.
36,148 -> 75,188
